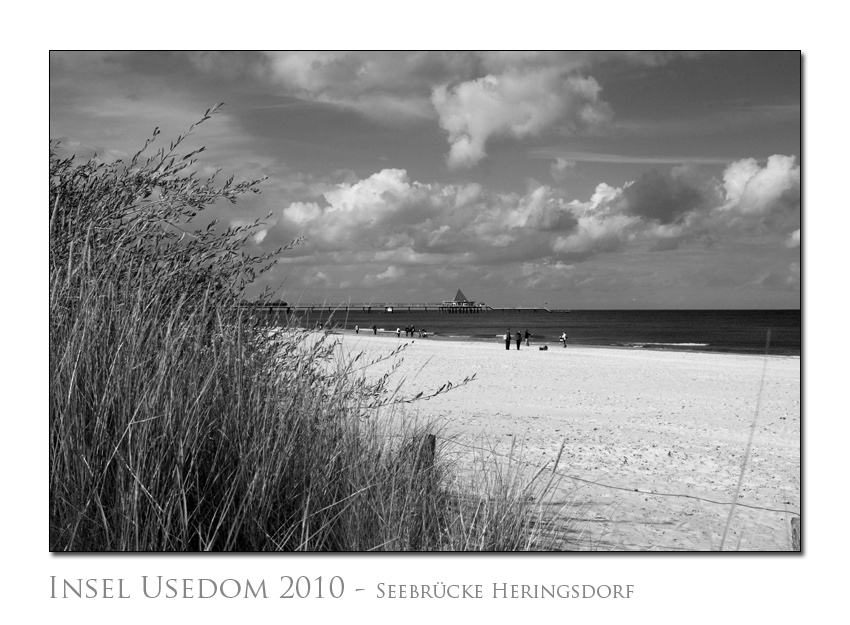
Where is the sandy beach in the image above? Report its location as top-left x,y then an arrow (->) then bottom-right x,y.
337,331 -> 801,551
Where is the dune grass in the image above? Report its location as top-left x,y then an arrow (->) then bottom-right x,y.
49,110 -> 571,551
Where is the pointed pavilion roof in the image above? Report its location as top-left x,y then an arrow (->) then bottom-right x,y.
454,289 -> 469,302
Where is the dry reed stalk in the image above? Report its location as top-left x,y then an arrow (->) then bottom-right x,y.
49,111 -> 571,552
719,330 -> 771,551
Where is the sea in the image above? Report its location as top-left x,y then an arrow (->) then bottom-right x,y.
267,309 -> 801,357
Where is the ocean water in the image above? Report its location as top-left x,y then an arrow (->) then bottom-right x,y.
268,309 -> 801,357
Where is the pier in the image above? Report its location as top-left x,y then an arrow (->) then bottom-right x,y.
240,288 -> 559,314
241,302 -> 554,314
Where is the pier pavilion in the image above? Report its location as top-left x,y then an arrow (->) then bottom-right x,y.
439,289 -> 484,313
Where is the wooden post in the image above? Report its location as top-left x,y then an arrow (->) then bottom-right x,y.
791,516 -> 801,551
417,433 -> 436,472
409,433 -> 437,551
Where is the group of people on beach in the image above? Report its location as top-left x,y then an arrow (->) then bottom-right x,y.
353,324 -> 426,338
503,330 -> 522,350
503,329 -> 568,349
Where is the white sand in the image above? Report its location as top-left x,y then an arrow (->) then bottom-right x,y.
337,331 -> 801,551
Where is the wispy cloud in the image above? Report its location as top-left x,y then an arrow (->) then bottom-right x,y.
530,149 -> 737,165
610,103 -> 801,138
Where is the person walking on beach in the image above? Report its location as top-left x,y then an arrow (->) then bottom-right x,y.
515,331 -> 522,350
505,329 -> 511,350
560,332 -> 567,347
372,324 -> 377,335
396,327 -> 401,338
524,329 -> 531,346
355,324 -> 359,334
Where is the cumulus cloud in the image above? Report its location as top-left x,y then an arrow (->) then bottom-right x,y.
514,185 -> 579,232
283,201 -> 322,226
786,228 -> 801,248
321,168 -> 423,214
552,213 -> 639,257
432,70 -> 610,168
550,183 -> 638,259
376,265 -> 405,281
722,155 -> 800,214
546,155 -> 800,261
280,169 -> 438,251
272,155 -> 801,293
620,167 -> 720,224
277,169 -> 583,267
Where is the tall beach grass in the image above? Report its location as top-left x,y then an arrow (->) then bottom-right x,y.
49,109 -> 570,551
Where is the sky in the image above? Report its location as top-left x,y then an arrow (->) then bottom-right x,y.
49,51 -> 801,309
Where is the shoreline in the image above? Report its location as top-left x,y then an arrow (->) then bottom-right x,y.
328,327 -> 801,359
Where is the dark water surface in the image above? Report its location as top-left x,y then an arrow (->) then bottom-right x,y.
269,309 -> 801,357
